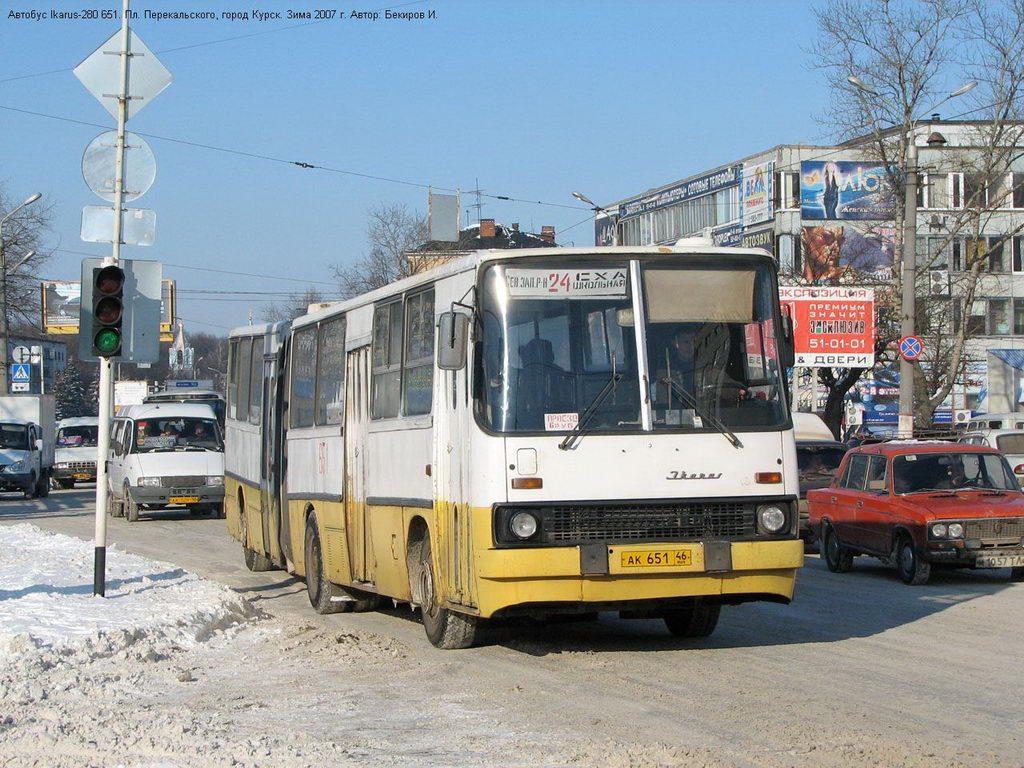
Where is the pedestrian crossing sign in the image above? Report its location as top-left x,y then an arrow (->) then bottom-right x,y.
11,364 -> 30,382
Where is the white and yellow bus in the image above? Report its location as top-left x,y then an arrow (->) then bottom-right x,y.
225,243 -> 803,648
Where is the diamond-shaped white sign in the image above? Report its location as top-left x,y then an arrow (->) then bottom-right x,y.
74,29 -> 172,121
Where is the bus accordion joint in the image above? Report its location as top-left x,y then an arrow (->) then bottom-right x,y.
756,472 -> 783,484
511,477 -> 543,490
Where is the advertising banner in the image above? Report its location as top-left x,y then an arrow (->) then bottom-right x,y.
40,281 -> 81,334
741,162 -> 773,226
800,160 -> 897,220
800,224 -> 895,283
741,227 -> 774,254
42,278 -> 175,340
619,165 -> 741,219
779,285 -> 875,368
595,214 -> 616,247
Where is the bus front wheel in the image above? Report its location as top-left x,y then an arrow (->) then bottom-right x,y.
413,532 -> 477,650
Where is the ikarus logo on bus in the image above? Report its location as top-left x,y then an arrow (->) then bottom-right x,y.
666,470 -> 723,480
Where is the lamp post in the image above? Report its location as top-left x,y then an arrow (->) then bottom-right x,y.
572,191 -> 618,245
0,192 -> 42,395
847,78 -> 976,437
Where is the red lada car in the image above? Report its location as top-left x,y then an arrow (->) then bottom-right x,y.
807,442 -> 1024,585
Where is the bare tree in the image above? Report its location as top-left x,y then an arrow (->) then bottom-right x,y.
810,0 -> 1024,427
0,187 -> 53,330
331,202 -> 429,299
258,286 -> 332,323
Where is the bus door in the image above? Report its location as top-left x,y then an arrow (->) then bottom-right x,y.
433,361 -> 474,607
260,356 -> 278,562
344,346 -> 372,584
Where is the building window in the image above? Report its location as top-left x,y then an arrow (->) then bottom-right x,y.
1013,173 -> 1024,208
1014,298 -> 1024,335
989,298 -> 1010,335
1013,236 -> 1024,273
967,299 -> 987,336
989,173 -> 1010,208
963,173 -> 986,207
987,237 -> 1006,272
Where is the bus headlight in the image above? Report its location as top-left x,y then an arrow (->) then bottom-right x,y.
757,504 -> 787,534
206,476 -> 224,486
947,523 -> 964,539
510,511 -> 538,539
137,476 -> 161,487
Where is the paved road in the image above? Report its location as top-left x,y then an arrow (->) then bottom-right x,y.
4,486 -> 1023,767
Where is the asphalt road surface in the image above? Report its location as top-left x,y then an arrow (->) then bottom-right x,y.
3,486 -> 1023,767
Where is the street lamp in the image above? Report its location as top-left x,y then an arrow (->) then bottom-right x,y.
847,78 -> 976,437
0,192 -> 43,395
572,191 -> 618,245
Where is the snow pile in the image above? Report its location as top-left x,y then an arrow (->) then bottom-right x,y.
0,523 -> 259,664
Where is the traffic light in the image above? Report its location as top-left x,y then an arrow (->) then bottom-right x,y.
91,265 -> 125,357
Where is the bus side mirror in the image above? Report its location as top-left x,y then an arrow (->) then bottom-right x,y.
437,311 -> 470,370
780,310 -> 795,370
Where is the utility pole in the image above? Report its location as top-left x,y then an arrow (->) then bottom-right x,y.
91,0 -> 132,596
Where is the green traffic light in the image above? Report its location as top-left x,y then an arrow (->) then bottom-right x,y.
94,327 -> 121,356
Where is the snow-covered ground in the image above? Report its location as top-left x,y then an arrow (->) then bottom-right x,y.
0,523 -> 673,768
0,523 -> 256,658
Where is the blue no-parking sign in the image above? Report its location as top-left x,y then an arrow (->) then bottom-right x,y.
899,335 -> 923,361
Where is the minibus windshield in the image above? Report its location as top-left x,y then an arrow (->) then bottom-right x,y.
131,418 -> 224,453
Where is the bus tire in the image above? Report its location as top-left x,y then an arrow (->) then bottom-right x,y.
243,546 -> 274,572
664,602 -> 721,638
304,515 -> 347,614
415,533 -> 477,649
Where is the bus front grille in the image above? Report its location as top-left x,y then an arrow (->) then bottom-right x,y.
496,501 -> 757,546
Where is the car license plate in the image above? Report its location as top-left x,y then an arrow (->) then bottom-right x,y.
620,549 -> 692,568
169,496 -> 200,504
976,552 -> 1024,568
73,473 -> 91,480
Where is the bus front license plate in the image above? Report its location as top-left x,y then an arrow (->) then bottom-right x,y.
620,549 -> 692,568
170,496 -> 200,504
73,473 -> 91,480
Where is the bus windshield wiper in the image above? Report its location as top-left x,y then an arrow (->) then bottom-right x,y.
559,373 -> 622,451
662,378 -> 743,450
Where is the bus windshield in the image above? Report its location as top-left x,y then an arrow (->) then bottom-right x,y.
478,258 -> 788,433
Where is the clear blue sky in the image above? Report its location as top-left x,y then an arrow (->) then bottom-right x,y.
0,0 -> 829,334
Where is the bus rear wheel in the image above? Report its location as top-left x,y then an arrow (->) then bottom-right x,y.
414,532 -> 477,649
663,601 -> 721,638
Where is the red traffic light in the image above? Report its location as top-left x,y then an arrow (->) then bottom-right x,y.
95,265 -> 125,295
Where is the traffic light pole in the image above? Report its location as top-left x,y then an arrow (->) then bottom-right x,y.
93,0 -> 131,597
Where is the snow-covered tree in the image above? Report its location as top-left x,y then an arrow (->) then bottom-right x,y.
53,363 -> 95,419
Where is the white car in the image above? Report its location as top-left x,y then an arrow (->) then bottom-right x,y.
52,417 -> 99,489
107,403 -> 225,522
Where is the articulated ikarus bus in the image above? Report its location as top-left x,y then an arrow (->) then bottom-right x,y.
225,242 -> 802,648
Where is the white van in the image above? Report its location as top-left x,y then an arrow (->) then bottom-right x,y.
107,403 -> 225,522
965,412 -> 1024,432
52,417 -> 99,488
